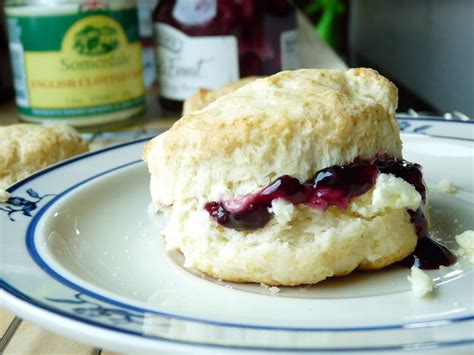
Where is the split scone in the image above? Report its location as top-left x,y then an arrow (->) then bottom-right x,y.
144,68 -> 428,286
0,124 -> 89,189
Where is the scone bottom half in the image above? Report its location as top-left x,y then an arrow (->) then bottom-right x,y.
144,68 -> 457,286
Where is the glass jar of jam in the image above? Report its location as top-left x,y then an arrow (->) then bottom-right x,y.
152,0 -> 298,111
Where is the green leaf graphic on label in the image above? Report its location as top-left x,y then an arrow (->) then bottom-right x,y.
73,25 -> 119,55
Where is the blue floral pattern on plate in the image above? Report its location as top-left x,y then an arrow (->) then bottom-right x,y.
0,188 -> 55,222
399,121 -> 433,134
398,118 -> 473,141
46,293 -> 144,326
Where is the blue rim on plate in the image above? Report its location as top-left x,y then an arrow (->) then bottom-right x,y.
1,118 -> 473,352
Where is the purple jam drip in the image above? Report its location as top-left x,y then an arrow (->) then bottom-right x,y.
408,208 -> 429,239
396,208 -> 457,269
204,156 -> 457,269
399,237 -> 457,270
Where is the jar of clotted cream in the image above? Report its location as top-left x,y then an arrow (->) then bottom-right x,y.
4,0 -> 145,127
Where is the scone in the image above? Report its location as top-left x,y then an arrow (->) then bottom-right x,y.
183,76 -> 261,114
0,124 -> 89,189
144,68 -> 428,286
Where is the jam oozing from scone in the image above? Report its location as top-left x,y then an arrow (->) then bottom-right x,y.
399,237 -> 457,269
205,156 -> 457,269
205,157 -> 423,230
397,208 -> 456,269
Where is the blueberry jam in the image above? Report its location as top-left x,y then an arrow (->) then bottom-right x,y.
205,175 -> 307,231
399,237 -> 457,270
401,208 -> 457,269
204,156 -> 457,269
205,157 -> 421,230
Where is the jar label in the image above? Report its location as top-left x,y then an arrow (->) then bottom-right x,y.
154,22 -> 239,101
6,7 -> 145,120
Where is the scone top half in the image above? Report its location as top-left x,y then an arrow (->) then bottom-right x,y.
144,68 -> 401,208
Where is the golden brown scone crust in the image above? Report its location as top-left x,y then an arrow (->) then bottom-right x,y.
0,124 -> 89,189
183,76 -> 261,114
144,68 -> 401,207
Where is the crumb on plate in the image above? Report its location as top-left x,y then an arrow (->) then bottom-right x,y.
407,266 -> 435,297
260,283 -> 281,295
437,178 -> 458,195
455,230 -> 474,264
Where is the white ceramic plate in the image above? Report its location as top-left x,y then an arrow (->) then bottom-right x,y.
1,119 -> 474,353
